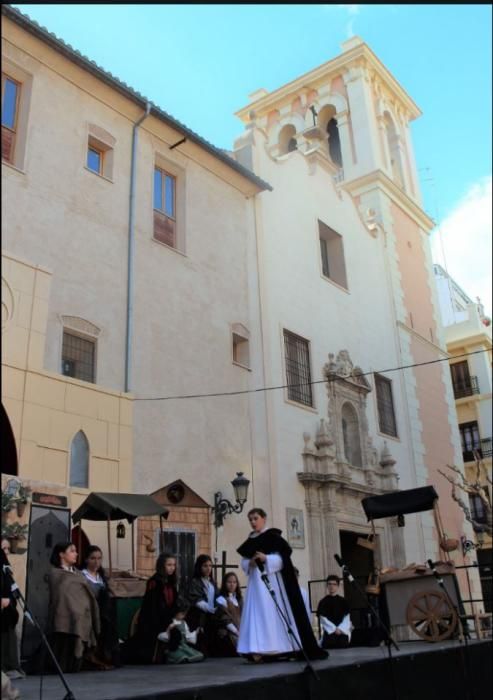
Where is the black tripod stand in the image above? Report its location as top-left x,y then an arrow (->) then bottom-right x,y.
257,563 -> 321,681
2,564 -> 76,700
427,559 -> 474,700
334,555 -> 400,700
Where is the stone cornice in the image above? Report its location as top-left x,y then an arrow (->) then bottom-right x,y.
341,169 -> 435,233
236,42 -> 421,123
297,472 -> 392,497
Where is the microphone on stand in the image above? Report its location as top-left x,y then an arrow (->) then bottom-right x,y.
255,556 -> 274,592
334,554 -> 355,582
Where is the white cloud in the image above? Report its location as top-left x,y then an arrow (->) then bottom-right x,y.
337,4 -> 360,13
431,176 -> 492,317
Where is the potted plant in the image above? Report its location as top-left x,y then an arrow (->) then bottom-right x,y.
15,484 -> 31,517
2,491 -> 16,514
2,522 -> 29,554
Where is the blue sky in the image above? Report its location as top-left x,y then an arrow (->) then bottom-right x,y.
11,3 -> 493,313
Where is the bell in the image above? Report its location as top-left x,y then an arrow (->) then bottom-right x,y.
116,521 -> 126,539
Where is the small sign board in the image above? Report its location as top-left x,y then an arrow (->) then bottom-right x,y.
32,492 -> 68,508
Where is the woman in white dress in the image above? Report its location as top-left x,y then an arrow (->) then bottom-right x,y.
237,508 -> 327,663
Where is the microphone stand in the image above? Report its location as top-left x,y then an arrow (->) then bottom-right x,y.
2,565 -> 76,700
427,559 -> 474,700
256,561 -> 320,681
334,555 -> 400,700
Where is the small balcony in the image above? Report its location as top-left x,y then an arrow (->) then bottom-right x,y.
480,438 -> 492,459
453,375 -> 480,400
463,438 -> 492,463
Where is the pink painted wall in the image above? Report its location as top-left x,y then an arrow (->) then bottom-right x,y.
392,202 -> 466,549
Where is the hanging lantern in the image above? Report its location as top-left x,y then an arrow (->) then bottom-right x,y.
116,521 -> 126,539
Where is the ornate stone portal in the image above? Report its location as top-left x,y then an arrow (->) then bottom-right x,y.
297,350 -> 405,583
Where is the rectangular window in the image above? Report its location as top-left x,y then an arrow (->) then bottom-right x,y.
318,220 -> 348,289
1,73 -> 20,163
233,333 -> 250,368
375,374 -> 397,437
61,331 -> 96,383
154,166 -> 177,247
468,492 -> 489,525
450,361 -> 478,399
283,330 -> 313,407
87,145 -> 103,175
459,421 -> 481,463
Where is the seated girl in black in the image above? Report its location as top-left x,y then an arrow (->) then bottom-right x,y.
185,554 -> 218,656
122,553 -> 179,664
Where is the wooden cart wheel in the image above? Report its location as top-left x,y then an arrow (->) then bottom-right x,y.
406,590 -> 457,642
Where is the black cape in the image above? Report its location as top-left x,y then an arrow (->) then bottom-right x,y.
237,528 -> 327,660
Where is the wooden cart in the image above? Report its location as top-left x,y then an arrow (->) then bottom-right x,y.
362,487 -> 463,642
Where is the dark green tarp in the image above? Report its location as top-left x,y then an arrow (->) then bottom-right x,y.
71,492 -> 169,524
362,486 -> 438,521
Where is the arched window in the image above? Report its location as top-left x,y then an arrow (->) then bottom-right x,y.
69,430 -> 89,488
341,403 -> 362,467
278,124 -> 297,155
327,118 -> 342,167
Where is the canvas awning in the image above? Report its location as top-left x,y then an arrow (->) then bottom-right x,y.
362,486 -> 438,521
71,492 -> 169,524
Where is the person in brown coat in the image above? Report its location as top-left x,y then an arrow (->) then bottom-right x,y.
48,542 -> 101,672
214,572 -> 243,657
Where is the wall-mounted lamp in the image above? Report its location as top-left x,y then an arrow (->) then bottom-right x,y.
212,472 -> 250,529
116,521 -> 126,539
461,530 -> 485,556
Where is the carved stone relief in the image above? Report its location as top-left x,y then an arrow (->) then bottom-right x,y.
298,350 -> 401,579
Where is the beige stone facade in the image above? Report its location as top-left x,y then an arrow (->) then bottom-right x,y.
2,5 -> 266,595
2,252 -> 134,580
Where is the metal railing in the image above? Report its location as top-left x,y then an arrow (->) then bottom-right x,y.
463,438 -> 493,463
480,438 -> 493,459
453,375 -> 480,399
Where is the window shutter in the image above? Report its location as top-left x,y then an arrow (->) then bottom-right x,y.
154,210 -> 176,247
2,127 -> 14,162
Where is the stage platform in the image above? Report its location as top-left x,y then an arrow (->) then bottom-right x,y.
11,639 -> 492,700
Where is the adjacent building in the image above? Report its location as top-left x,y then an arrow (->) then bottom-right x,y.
434,264 -> 492,609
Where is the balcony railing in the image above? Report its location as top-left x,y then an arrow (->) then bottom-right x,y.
463,438 -> 492,463
480,438 -> 492,459
453,375 -> 480,399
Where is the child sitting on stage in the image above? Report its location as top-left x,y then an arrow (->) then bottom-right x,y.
158,603 -> 205,664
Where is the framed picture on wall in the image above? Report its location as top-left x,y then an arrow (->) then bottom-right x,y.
286,507 -> 305,548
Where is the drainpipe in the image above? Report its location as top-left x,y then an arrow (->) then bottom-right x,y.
125,102 -> 151,393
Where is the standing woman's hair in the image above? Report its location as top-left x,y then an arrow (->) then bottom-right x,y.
219,572 -> 243,604
193,554 -> 213,580
50,541 -> 74,568
247,507 -> 267,519
83,545 -> 107,582
155,552 -> 177,586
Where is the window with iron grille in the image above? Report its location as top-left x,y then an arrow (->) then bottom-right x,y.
62,331 -> 96,383
375,374 -> 397,437
283,330 -> 313,407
